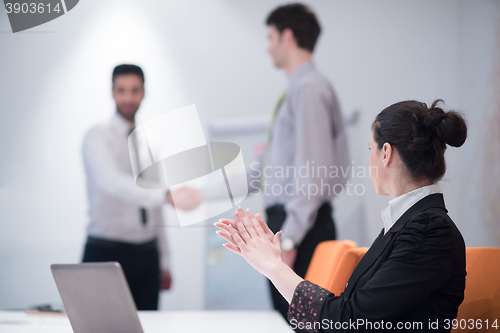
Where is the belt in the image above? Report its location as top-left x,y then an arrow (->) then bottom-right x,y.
86,236 -> 157,253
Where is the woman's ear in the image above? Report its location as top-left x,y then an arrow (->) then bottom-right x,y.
382,142 -> 392,167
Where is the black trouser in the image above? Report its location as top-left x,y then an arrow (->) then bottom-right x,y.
266,202 -> 336,322
82,236 -> 161,310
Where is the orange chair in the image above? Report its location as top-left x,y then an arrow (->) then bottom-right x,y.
452,247 -> 500,332
304,240 -> 357,290
328,247 -> 369,295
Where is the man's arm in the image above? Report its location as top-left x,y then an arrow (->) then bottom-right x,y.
82,127 -> 166,208
157,224 -> 170,270
156,224 -> 172,289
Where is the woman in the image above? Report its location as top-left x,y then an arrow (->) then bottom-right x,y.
214,100 -> 467,332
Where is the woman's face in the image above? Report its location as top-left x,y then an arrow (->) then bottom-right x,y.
369,131 -> 388,195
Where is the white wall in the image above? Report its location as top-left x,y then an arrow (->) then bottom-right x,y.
0,0 -> 498,310
455,0 -> 500,247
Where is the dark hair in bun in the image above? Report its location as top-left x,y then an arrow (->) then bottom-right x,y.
372,99 -> 467,183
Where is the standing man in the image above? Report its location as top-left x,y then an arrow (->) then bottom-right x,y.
260,4 -> 350,320
81,64 -> 200,310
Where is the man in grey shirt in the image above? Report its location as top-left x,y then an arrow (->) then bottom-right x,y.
252,3 -> 350,320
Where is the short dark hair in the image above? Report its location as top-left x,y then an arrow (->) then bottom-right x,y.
372,100 -> 467,183
112,64 -> 145,84
266,3 -> 321,52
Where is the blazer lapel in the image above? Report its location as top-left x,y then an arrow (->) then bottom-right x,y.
343,193 -> 447,296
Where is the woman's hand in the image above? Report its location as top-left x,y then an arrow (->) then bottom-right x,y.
214,207 -> 284,278
214,207 -> 304,303
214,209 -> 275,251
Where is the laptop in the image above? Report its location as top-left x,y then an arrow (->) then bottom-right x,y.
51,262 -> 144,333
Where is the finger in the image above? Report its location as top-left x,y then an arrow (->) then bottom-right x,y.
218,218 -> 236,228
216,230 -> 237,246
246,209 -> 264,237
234,211 -> 252,242
273,230 -> 282,247
255,213 -> 274,237
214,221 -> 232,233
223,243 -> 242,255
237,206 -> 258,239
228,223 -> 246,248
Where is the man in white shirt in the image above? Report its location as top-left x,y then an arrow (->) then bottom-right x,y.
81,64 -> 200,310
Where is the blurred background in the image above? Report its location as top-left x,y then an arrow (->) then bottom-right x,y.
1,0 -> 499,311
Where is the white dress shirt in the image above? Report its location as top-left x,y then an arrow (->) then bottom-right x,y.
82,112 -> 170,269
381,183 -> 442,234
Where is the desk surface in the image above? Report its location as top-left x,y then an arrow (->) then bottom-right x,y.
0,310 -> 293,333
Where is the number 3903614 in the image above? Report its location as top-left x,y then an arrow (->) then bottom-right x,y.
5,2 -> 62,14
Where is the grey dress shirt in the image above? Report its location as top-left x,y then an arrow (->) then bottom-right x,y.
257,62 -> 350,246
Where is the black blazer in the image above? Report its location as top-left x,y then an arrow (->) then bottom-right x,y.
320,193 -> 466,332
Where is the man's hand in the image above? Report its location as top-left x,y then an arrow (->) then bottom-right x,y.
160,270 -> 172,290
281,248 -> 297,269
167,186 -> 203,211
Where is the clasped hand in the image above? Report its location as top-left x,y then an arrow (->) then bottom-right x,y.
214,207 -> 284,278
167,186 -> 203,211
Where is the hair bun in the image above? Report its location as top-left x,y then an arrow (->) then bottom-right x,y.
373,99 -> 468,183
407,100 -> 467,155
430,100 -> 467,148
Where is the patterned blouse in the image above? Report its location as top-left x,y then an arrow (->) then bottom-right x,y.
287,280 -> 332,333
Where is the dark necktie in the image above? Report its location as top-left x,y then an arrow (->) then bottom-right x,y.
129,128 -> 147,226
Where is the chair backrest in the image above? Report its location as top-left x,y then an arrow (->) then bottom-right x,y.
328,247 -> 369,295
452,247 -> 500,332
305,240 -> 357,289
